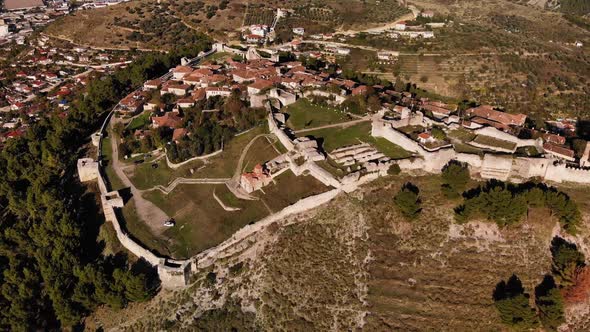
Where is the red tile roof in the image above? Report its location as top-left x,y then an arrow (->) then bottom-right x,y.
467,105 -> 526,127
152,112 -> 183,128
543,143 -> 575,159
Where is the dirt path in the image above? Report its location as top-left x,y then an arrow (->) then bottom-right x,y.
144,177 -> 231,195
109,120 -> 170,235
293,117 -> 371,134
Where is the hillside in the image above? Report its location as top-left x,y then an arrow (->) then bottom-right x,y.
84,175 -> 590,331
381,0 -> 590,118
44,0 -> 411,48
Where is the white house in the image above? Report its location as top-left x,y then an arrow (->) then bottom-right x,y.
205,87 -> 231,99
172,66 -> 193,80
250,24 -> 268,37
394,21 -> 406,31
292,27 -> 305,35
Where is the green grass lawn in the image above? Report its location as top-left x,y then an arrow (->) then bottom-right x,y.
448,128 -> 476,142
471,135 -> 517,151
285,98 -> 351,130
138,169 -> 331,258
125,157 -> 203,190
255,170 -> 331,212
192,125 -> 269,178
302,122 -> 412,159
126,111 -> 151,131
142,184 -> 268,258
205,51 -> 232,62
101,134 -> 126,191
453,142 -> 484,154
117,199 -> 172,257
241,136 -> 282,173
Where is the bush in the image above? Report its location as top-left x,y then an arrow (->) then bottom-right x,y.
454,181 -> 581,232
388,163 -> 401,175
394,183 -> 421,220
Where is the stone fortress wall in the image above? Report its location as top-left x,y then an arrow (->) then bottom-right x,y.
79,52 -> 590,290
372,116 -> 590,184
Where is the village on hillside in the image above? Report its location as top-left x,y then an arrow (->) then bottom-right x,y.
76,41 -> 590,288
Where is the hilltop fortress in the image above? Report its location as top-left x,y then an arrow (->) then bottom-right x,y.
77,45 -> 590,289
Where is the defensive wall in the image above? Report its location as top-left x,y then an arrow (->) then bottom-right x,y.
372,117 -> 590,184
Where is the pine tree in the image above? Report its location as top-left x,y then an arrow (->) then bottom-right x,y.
394,183 -> 421,220
493,274 -> 539,330
535,275 -> 565,331
550,236 -> 585,286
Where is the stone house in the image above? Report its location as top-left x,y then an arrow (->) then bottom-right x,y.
240,164 -> 272,193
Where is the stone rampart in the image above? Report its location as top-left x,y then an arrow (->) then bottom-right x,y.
545,164 -> 590,184
268,113 -> 295,150
371,119 -> 423,154
192,188 -> 342,269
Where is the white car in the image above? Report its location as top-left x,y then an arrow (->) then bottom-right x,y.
163,219 -> 176,227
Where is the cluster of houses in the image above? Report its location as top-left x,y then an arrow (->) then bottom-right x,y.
0,33 -> 132,144
0,0 -> 70,46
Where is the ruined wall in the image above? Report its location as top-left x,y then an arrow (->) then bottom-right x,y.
305,161 -> 341,188
371,120 -> 423,154
268,113 -> 295,150
303,90 -> 346,105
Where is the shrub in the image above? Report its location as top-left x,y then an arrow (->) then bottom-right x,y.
454,181 -> 581,233
561,266 -> 590,304
394,183 -> 421,220
387,163 -> 401,175
441,160 -> 469,198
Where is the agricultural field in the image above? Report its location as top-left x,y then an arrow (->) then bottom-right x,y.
284,98 -> 352,130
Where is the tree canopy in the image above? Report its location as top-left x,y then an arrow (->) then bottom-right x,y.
0,36 -> 211,329
394,182 -> 422,220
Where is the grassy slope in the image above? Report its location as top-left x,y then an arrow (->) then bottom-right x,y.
44,0 -> 411,47
89,174 -> 590,331
285,98 -> 351,130
302,121 -> 412,159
